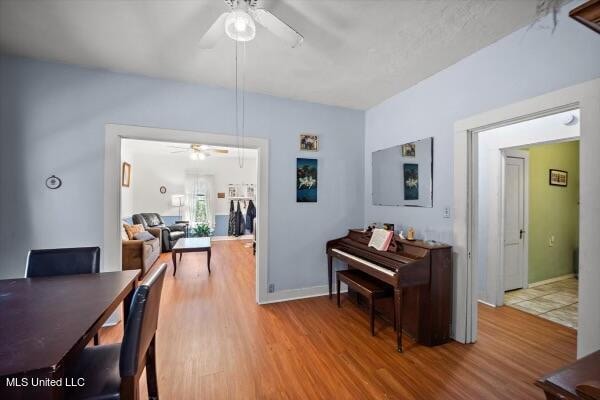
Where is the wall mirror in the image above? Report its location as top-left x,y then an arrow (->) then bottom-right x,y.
372,137 -> 433,207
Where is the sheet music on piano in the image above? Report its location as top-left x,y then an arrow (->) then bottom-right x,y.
368,228 -> 393,251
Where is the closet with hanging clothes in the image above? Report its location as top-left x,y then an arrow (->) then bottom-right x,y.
226,184 -> 256,237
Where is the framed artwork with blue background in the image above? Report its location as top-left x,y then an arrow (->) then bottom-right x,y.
297,158 -> 318,202
403,163 -> 419,200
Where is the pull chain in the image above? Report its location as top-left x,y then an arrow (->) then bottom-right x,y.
234,39 -> 246,169
239,40 -> 246,168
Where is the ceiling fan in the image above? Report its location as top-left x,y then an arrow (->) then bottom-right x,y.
168,144 -> 229,160
199,0 -> 304,49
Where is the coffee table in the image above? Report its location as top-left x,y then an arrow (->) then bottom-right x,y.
171,237 -> 211,276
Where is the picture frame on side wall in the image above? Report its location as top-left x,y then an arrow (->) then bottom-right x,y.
122,162 -> 131,187
549,169 -> 568,186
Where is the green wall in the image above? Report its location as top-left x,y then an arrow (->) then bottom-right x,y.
527,141 -> 579,283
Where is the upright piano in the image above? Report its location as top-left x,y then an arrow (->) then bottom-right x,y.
326,229 -> 452,351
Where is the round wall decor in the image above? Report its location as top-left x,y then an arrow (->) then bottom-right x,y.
45,175 -> 62,190
159,186 -> 167,194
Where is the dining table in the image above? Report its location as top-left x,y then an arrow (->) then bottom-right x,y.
0,270 -> 140,400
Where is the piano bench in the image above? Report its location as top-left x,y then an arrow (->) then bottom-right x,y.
336,269 -> 391,336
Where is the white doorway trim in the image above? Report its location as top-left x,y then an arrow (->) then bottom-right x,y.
499,149 -> 530,304
103,124 -> 270,304
453,78 -> 600,358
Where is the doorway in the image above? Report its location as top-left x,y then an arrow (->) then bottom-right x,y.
454,79 -> 600,357
501,139 -> 580,330
475,110 -> 580,309
103,124 -> 270,304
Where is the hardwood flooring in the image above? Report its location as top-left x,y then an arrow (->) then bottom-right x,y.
102,240 -> 576,399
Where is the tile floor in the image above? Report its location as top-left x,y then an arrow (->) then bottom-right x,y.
504,277 -> 578,329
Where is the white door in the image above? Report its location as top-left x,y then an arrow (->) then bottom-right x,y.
503,156 -> 525,291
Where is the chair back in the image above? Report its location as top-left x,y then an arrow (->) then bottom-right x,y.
119,263 -> 167,378
132,213 -> 164,229
25,247 -> 100,278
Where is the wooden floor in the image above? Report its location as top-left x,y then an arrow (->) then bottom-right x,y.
102,240 -> 576,399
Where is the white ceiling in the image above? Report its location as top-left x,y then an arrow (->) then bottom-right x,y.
0,0 -> 544,109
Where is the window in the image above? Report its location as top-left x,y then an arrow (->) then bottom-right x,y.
194,194 -> 208,224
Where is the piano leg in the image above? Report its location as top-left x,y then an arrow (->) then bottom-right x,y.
336,273 -> 341,307
393,301 -> 397,332
328,254 -> 333,299
395,288 -> 403,353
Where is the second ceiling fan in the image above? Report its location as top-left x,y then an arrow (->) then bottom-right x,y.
169,144 -> 229,160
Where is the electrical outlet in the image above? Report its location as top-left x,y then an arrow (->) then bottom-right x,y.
549,235 -> 555,247
443,207 -> 451,219
268,283 -> 275,293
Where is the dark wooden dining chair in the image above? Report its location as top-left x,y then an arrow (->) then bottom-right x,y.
26,246 -> 102,345
66,263 -> 167,400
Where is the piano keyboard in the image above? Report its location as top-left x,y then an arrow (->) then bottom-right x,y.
331,248 -> 396,276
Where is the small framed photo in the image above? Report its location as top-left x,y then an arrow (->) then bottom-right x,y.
228,185 -> 237,197
300,134 -> 319,152
549,169 -> 568,186
122,162 -> 131,187
402,143 -> 416,157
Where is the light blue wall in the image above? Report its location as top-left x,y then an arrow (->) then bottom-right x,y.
0,57 -> 365,291
214,215 -> 230,236
365,1 -> 600,246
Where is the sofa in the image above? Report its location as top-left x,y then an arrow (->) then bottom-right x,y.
132,213 -> 186,252
122,225 -> 161,277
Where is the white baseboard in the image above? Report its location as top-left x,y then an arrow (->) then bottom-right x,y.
103,309 -> 121,327
477,299 -> 496,308
211,235 -> 254,241
528,273 -> 575,288
259,284 -> 348,305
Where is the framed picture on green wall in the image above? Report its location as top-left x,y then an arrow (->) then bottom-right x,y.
549,169 -> 568,187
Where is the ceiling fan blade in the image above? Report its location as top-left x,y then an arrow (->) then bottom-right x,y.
213,149 -> 229,154
250,8 -> 303,48
167,145 -> 189,149
170,150 -> 189,153
199,12 -> 229,49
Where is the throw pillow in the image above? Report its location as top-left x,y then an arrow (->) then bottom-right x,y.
120,222 -> 129,241
124,224 -> 145,240
133,231 -> 156,242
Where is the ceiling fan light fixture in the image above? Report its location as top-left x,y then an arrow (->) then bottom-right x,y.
225,9 -> 256,42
